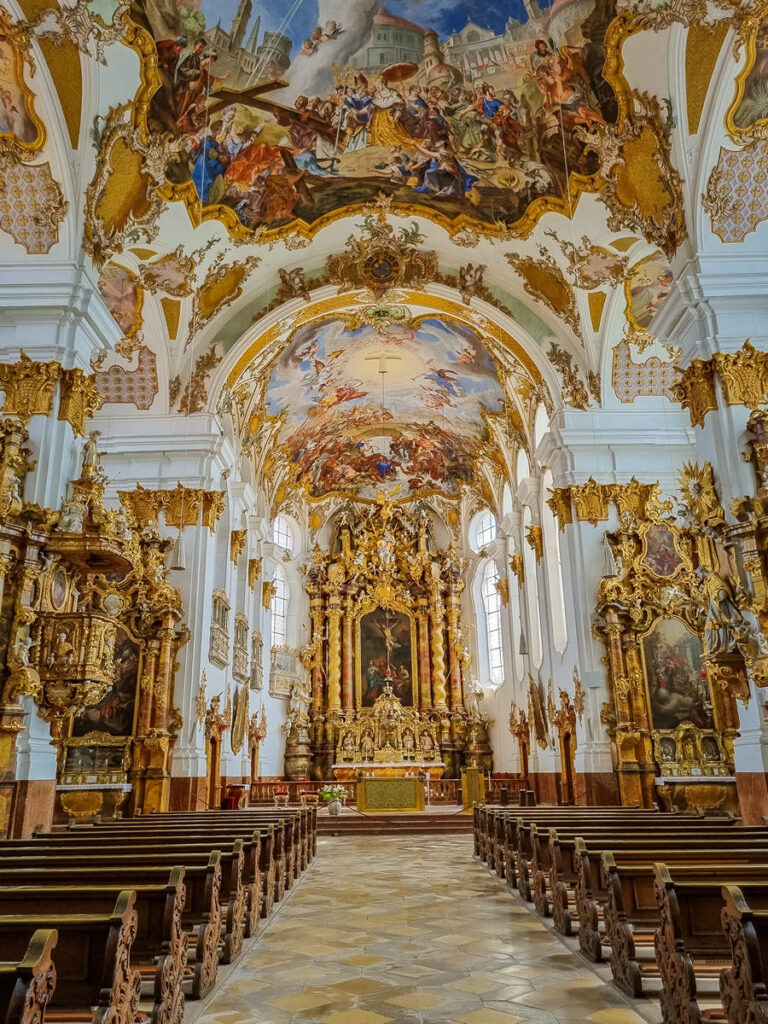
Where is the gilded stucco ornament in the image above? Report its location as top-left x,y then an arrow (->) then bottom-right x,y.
118,483 -> 226,534
509,554 -> 525,586
672,358 -> 718,427
0,353 -> 60,423
326,208 -> 438,300
674,340 -> 768,426
575,90 -> 686,259
58,368 -> 105,437
525,525 -> 543,563
230,530 -> 247,566
546,344 -> 591,410
678,462 -> 725,528
505,249 -> 582,341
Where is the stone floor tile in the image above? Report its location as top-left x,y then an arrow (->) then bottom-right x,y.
192,834 -> 657,1024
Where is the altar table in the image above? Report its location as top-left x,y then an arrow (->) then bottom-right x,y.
357,777 -> 425,813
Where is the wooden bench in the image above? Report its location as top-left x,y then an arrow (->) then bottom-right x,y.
0,928 -> 57,1024
0,890 -> 141,1024
533,819 -> 746,924
0,871 -> 187,1024
0,843 -> 246,967
79,813 -> 293,910
653,865 -> 768,1024
719,883 -> 768,1024
0,855 -> 221,999
30,827 -> 267,939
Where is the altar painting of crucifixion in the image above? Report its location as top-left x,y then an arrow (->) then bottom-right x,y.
358,607 -> 416,708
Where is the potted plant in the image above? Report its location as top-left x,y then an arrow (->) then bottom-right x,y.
319,784 -> 347,816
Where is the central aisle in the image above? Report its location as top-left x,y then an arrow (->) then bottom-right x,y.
197,835 -> 650,1024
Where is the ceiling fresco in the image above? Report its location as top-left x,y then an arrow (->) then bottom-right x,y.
261,315 -> 506,502
130,0 -> 619,237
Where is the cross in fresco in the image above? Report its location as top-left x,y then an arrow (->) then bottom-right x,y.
365,353 -> 402,374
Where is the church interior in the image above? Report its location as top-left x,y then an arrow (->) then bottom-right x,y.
2,0 -> 768,1021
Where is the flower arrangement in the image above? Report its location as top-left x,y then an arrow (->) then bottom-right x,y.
319,784 -> 347,802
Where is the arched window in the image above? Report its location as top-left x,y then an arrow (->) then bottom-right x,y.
471,509 -> 497,552
533,403 -> 549,449
481,561 -> 504,685
516,448 -> 530,484
542,469 -> 568,652
272,515 -> 296,555
270,567 -> 288,649
523,506 -> 543,667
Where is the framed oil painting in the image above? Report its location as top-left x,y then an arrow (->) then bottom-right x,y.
641,617 -> 714,732
641,523 -> 683,579
71,628 -> 141,738
357,607 -> 416,708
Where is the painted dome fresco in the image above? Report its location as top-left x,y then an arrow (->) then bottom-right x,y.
131,0 -> 619,239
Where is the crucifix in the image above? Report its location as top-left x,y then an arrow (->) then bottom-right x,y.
365,353 -> 402,374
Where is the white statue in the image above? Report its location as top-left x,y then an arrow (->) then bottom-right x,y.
290,676 -> 311,718
81,430 -> 100,473
56,496 -> 86,534
464,676 -> 484,718
13,633 -> 34,666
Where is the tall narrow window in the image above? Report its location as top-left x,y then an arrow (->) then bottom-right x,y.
272,515 -> 295,554
471,509 -> 497,552
482,561 -> 504,685
270,568 -> 288,649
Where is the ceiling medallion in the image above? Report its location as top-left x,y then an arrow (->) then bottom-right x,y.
341,303 -> 416,334
326,197 -> 438,301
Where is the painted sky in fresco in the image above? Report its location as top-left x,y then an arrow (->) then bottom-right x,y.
201,0 -> 554,54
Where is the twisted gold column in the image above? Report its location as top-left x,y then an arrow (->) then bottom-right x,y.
309,596 -> 325,710
327,593 -> 342,711
447,592 -> 463,711
417,602 -> 432,710
342,598 -> 354,710
430,600 -> 447,709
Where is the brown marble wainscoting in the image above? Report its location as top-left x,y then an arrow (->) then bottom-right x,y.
168,776 -> 208,812
574,772 -> 621,807
735,772 -> 768,825
530,773 -> 559,805
7,778 -> 56,837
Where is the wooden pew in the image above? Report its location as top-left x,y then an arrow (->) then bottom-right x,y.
27,827 -> 266,939
592,857 -> 768,1000
0,929 -> 57,1024
0,890 -> 141,1024
0,857 -> 221,999
84,809 -> 306,900
653,865 -> 768,1024
74,818 -> 285,915
0,843 -> 246,966
532,819 -> 745,922
568,836 -> 768,969
719,883 -> 768,1024
0,873 -> 186,1024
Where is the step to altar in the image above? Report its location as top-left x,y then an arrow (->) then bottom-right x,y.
316,810 -> 474,835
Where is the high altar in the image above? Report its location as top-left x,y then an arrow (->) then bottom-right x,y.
283,500 -> 492,780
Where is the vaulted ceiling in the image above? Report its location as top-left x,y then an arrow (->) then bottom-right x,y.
0,0 -> 760,511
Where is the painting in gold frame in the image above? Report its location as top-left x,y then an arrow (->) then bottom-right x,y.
0,17 -> 45,153
726,12 -> 768,142
356,605 -> 417,709
641,522 -> 683,579
70,627 -> 141,738
640,616 -> 714,733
